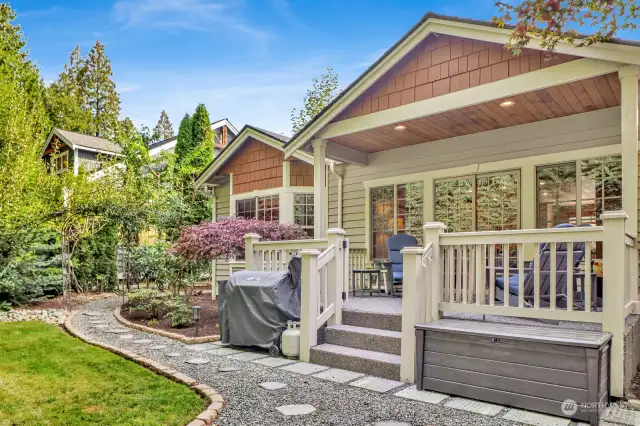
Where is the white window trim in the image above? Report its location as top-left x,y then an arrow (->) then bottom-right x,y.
230,186 -> 314,225
51,150 -> 70,174
362,144 -> 621,260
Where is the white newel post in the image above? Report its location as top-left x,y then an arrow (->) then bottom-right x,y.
327,228 -> 346,326
400,246 -> 425,383
300,249 -> 320,362
602,211 -> 628,398
243,233 -> 261,271
423,223 -> 446,322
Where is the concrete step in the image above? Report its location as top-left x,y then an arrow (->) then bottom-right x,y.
325,324 -> 401,355
309,343 -> 401,381
342,308 -> 402,332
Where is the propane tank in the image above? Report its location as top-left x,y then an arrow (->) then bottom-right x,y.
281,320 -> 300,358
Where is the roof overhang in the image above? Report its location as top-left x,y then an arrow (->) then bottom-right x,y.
283,13 -> 640,159
211,118 -> 239,136
195,125 -> 315,188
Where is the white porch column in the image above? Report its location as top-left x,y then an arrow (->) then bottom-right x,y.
313,139 -> 327,238
619,66 -> 639,235
279,161 -> 294,225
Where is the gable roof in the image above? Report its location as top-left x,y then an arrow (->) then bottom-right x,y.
195,124 -> 309,188
211,118 -> 239,137
283,12 -> 640,157
148,135 -> 177,151
43,128 -> 122,156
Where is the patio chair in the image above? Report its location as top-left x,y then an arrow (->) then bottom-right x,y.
491,223 -> 600,311
383,234 -> 418,297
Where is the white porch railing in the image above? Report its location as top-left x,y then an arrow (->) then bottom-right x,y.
243,234 -> 329,271
401,211 -> 639,398
348,248 -> 368,293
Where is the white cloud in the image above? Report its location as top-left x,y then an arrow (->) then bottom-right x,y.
112,0 -> 270,40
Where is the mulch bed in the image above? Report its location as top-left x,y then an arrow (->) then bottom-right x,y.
121,294 -> 220,338
24,293 -> 116,310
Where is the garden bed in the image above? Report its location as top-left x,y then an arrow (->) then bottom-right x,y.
121,293 -> 220,338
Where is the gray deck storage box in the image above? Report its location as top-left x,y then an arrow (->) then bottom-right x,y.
416,319 -> 611,425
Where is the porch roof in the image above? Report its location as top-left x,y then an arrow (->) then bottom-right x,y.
283,13 -> 640,162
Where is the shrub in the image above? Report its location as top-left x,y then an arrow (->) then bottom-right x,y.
126,289 -> 170,319
170,217 -> 308,261
166,298 -> 192,328
74,224 -> 118,292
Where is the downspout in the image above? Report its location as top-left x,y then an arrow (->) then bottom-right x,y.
329,161 -> 344,229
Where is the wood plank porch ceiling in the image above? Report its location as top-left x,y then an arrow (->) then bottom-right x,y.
329,73 -> 627,154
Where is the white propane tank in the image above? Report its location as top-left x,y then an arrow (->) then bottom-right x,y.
281,320 -> 301,358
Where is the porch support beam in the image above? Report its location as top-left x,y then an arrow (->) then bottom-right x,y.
619,66 -> 639,235
325,141 -> 368,166
318,58 -> 620,140
313,139 -> 328,238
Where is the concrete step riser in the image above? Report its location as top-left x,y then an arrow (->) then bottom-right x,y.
325,328 -> 401,355
309,348 -> 400,381
342,309 -> 402,332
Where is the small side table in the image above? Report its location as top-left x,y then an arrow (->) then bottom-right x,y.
352,269 -> 386,297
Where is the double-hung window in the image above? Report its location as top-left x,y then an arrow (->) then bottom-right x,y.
537,156 -> 622,227
236,195 -> 279,222
294,194 -> 314,237
51,151 -> 69,174
371,182 -> 424,259
434,170 -> 520,233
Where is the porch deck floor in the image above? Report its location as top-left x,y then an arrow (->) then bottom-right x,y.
344,296 -> 639,332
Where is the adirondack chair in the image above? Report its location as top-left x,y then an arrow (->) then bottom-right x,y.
384,233 -> 418,297
491,223 -> 600,311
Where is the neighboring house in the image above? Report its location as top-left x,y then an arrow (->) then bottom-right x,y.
148,118 -> 238,158
195,124 -> 316,282
276,12 -> 640,400
41,128 -> 122,175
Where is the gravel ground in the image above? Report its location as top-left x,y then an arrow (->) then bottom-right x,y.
73,297 -> 586,426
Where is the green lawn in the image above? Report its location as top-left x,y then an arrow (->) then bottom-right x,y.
0,321 -> 204,425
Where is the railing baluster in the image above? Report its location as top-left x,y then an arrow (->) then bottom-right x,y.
475,244 -> 483,305
489,244 -> 495,306
502,244 -> 509,307
550,242 -> 557,310
517,243 -> 524,308
448,246 -> 454,303
456,246 -> 462,303
260,250 -> 265,272
534,243 -> 541,309
585,243 -> 592,313
462,245 -> 468,304
567,245 -> 574,311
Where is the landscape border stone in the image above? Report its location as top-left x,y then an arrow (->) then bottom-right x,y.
64,310 -> 224,425
113,305 -> 220,344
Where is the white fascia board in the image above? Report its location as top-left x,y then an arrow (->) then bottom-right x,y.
319,57 -> 620,139
284,16 -> 640,157
211,118 -> 239,136
42,129 -> 75,156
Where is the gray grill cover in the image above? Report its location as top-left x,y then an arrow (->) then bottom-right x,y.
220,256 -> 301,347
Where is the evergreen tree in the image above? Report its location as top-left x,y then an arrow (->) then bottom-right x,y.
152,110 -> 173,141
86,40 -> 121,139
175,113 -> 194,162
291,67 -> 339,134
191,104 -> 212,147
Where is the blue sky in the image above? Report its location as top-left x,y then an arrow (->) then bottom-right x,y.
12,1 -> 640,137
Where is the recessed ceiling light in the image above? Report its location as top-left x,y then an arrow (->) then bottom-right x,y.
394,124 -> 406,131
500,100 -> 515,108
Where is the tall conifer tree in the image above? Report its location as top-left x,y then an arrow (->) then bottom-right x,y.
86,40 -> 120,139
152,110 -> 173,141
175,113 -> 193,162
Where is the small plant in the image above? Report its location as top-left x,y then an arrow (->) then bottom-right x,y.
166,298 -> 192,328
126,289 -> 169,318
147,318 -> 159,327
0,301 -> 12,312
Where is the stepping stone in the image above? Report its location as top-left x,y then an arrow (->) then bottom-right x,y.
165,352 -> 182,357
502,408 -> 570,425
149,345 -> 167,350
259,381 -> 287,390
252,357 -> 297,368
312,368 -> 364,384
374,422 -> 412,426
132,339 -> 153,344
229,352 -> 268,362
205,348 -> 242,356
280,362 -> 329,375
119,334 -> 134,340
89,320 -> 107,324
83,312 -> 102,317
188,343 -> 216,352
275,404 -> 316,416
394,385 -> 448,404
446,398 -> 504,416
349,376 -> 404,393
106,329 -> 130,334
93,325 -> 109,329
184,358 -> 210,365
218,366 -> 241,372
601,406 -> 640,426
